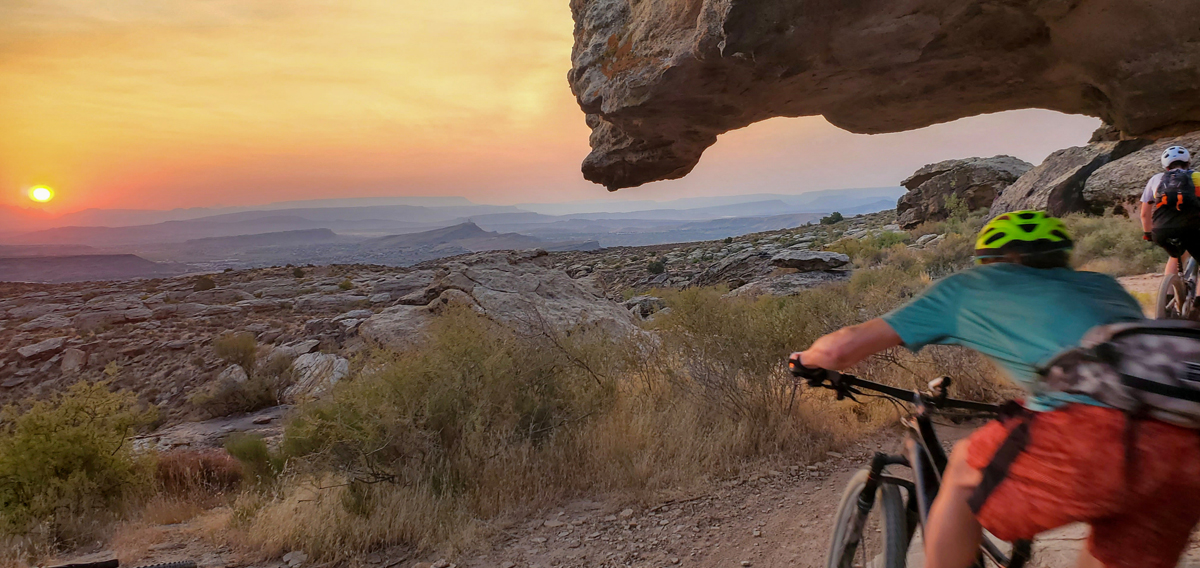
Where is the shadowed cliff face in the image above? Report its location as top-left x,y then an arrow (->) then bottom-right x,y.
568,0 -> 1200,190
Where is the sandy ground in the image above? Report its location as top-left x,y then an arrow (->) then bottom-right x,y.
79,419 -> 1200,568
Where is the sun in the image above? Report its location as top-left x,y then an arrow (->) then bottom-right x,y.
29,186 -> 54,203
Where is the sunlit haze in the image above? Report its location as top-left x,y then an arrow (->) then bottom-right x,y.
1,1 -> 1101,214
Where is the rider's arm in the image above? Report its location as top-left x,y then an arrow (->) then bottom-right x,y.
1141,201 -> 1153,233
797,318 -> 902,370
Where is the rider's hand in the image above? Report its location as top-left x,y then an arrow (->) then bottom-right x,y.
788,353 -> 829,385
1144,231 -> 1154,242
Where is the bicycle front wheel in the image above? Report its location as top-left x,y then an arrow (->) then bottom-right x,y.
1157,272 -> 1188,319
828,469 -> 909,568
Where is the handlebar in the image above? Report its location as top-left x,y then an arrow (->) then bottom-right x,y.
788,354 -> 999,414
813,372 -> 1001,414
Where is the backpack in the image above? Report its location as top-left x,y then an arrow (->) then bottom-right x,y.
1039,320 -> 1200,428
1152,169 -> 1199,229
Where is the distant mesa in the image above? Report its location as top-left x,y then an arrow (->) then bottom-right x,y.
0,254 -> 182,284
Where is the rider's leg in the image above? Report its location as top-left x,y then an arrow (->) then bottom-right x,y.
1165,255 -> 1179,276
1075,548 -> 1103,568
924,440 -> 984,568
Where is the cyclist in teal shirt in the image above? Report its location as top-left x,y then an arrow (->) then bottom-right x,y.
881,260 -> 1143,410
791,211 -> 1200,568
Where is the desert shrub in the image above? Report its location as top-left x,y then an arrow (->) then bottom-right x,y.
229,268 -> 1011,560
225,434 -> 286,486
293,267 -> 305,278
214,332 -> 257,373
155,450 -> 243,496
647,258 -> 666,275
1065,214 -> 1166,276
194,276 -> 216,292
189,376 -> 278,418
723,236 -> 733,244
820,211 -> 844,225
338,279 -> 354,291
0,381 -> 156,542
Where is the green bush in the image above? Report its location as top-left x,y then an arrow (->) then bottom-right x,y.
225,434 -> 285,486
723,236 -> 733,244
647,258 -> 666,275
1065,214 -> 1166,276
194,276 -> 216,292
189,376 -> 278,419
820,211 -> 844,225
281,306 -> 616,494
0,381 -> 156,538
293,267 -> 305,278
191,352 -> 292,418
214,332 -> 257,373
338,278 -> 354,291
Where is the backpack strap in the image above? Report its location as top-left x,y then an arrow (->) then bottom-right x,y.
968,406 -> 1035,514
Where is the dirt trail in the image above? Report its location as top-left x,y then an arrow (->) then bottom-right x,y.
62,418 -> 1200,568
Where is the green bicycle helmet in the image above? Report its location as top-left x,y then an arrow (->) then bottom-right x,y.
975,210 -> 1073,262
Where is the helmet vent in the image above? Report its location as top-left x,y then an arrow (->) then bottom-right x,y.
1051,230 -> 1069,240
984,232 -> 1006,245
1019,223 -> 1038,232
1017,212 -> 1037,220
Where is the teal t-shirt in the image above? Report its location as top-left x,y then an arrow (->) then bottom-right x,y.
881,263 -> 1145,411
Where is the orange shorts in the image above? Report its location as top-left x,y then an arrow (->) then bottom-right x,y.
966,404 -> 1200,568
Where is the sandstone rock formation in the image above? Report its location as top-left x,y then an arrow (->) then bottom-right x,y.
283,352 -> 349,402
360,251 -> 640,351
568,0 -> 1200,190
770,250 -> 849,271
1083,131 -> 1200,212
897,157 -> 1031,228
990,140 -> 1151,216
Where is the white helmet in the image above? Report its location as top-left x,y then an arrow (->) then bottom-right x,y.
1162,146 -> 1191,168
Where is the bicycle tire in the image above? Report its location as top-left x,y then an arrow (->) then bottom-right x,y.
828,469 -> 908,568
1157,273 -> 1189,319
131,562 -> 197,568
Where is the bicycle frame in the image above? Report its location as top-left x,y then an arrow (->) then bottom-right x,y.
835,375 -> 1031,568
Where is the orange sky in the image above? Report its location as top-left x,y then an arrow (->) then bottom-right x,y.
1,1 -> 1101,214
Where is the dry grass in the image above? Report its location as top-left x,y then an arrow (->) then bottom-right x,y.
217,264 -> 1012,562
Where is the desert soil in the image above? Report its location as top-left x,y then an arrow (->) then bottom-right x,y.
63,416 -> 1200,568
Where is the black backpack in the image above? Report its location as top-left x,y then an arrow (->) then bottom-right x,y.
1152,169 -> 1199,229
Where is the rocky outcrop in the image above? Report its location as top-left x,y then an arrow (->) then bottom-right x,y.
360,251 -> 640,351
1083,132 -> 1200,213
623,295 -> 666,319
283,352 -> 349,402
725,271 -> 851,298
17,336 -> 65,360
770,251 -> 849,271
990,140 -> 1152,216
897,157 -> 1031,228
568,0 -> 1200,190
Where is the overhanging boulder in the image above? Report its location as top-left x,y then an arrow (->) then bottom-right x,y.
569,0 -> 1200,190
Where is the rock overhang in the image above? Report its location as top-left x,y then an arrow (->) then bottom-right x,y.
568,0 -> 1200,190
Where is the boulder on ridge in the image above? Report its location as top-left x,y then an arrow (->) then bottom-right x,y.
990,140 -> 1151,216
897,157 -> 1031,228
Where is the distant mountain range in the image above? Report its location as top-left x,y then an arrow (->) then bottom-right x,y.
0,186 -> 903,281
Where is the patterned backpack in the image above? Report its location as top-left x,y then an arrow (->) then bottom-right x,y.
1039,320 -> 1200,428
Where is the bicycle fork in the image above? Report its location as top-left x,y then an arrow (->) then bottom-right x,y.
845,452 -> 914,554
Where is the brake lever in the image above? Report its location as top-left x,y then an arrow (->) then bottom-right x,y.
834,383 -> 861,402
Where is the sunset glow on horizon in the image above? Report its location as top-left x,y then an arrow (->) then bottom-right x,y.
1,1 -> 1102,214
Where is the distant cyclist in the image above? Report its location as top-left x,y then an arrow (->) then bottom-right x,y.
790,211 -> 1200,568
1140,145 -> 1200,276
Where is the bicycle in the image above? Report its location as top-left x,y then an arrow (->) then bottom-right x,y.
1156,254 -> 1198,320
799,370 -> 1032,568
